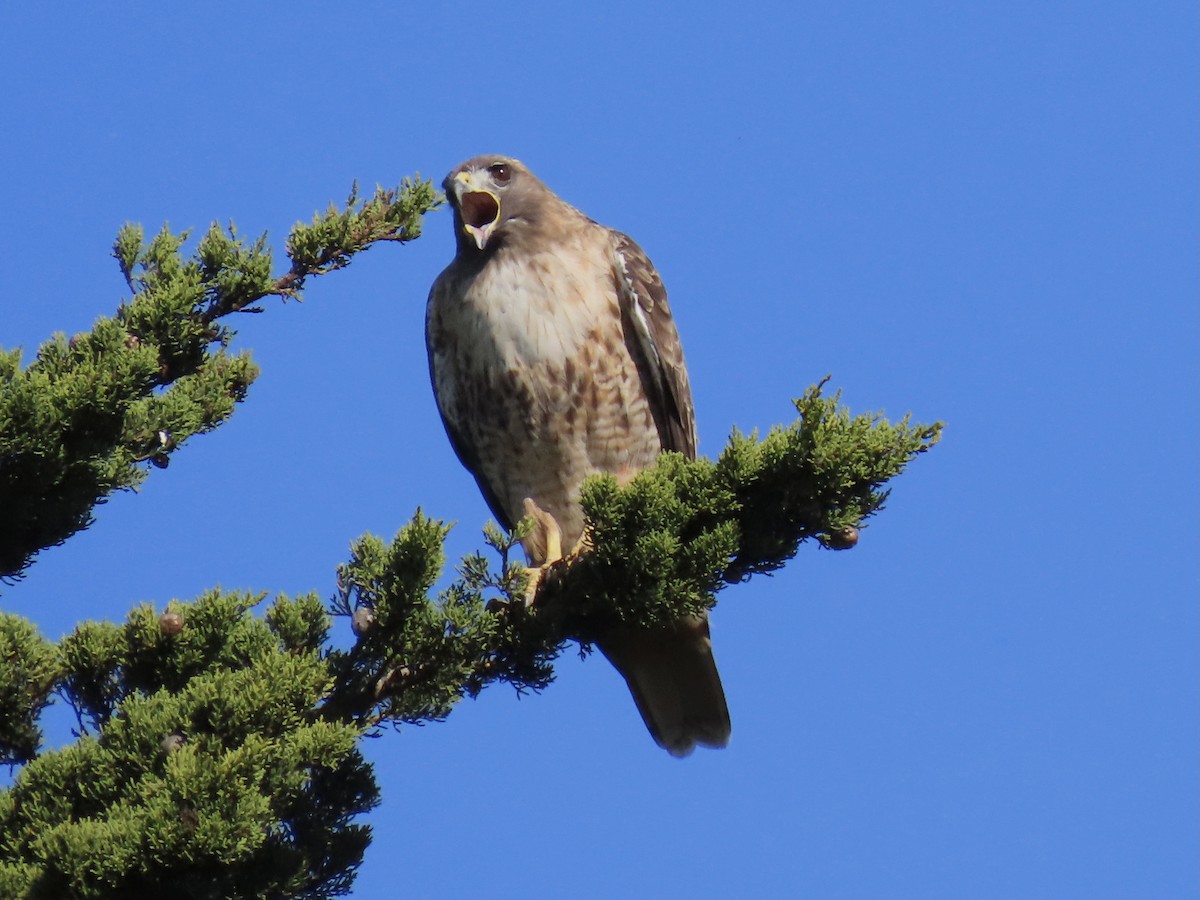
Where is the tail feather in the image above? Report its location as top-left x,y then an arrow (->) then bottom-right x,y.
598,615 -> 730,757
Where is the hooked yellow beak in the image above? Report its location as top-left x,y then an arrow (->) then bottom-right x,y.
454,171 -> 500,250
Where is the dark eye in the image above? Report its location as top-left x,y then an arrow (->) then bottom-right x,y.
489,163 -> 511,184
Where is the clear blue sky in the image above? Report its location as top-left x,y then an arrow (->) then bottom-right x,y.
2,3 -> 1196,897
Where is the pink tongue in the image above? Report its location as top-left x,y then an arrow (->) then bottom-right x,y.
461,192 -> 499,227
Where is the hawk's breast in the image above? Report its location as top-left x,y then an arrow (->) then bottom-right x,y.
428,227 -> 661,545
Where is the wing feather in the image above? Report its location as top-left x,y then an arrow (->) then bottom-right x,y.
608,230 -> 698,459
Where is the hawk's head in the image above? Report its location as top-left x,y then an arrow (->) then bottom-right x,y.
443,155 -> 552,252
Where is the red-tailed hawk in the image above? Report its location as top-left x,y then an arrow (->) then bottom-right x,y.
426,155 -> 729,757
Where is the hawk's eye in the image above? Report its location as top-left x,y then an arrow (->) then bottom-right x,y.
489,163 -> 511,184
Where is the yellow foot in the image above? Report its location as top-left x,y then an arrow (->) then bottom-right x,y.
517,499 -> 597,607
565,532 -> 592,559
520,498 -> 562,607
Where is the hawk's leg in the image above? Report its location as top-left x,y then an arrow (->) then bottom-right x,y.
520,498 -> 562,606
518,498 -> 594,606
521,498 -> 562,568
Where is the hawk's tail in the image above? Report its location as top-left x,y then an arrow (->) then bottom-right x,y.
598,615 -> 731,757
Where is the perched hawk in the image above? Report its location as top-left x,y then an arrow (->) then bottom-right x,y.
426,155 -> 730,757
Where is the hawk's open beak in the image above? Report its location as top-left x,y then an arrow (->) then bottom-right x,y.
459,190 -> 500,250
452,170 -> 501,250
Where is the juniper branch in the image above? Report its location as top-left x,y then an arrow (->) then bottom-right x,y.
0,381 -> 938,897
0,177 -> 939,898
0,593 -> 377,898
0,179 -> 443,581
322,382 -> 942,727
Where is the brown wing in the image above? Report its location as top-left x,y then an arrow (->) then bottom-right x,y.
609,230 -> 698,460
603,230 -> 730,757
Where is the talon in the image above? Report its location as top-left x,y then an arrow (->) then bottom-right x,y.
522,564 -> 546,607
517,500 -> 594,607
520,499 -> 569,607
565,532 -> 592,561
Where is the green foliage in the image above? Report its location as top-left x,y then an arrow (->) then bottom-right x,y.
322,382 -> 941,725
0,615 -> 59,765
324,513 -> 561,729
0,177 -> 940,898
0,374 -> 939,897
267,592 -> 333,656
0,592 -> 377,899
536,380 -> 943,640
0,180 -> 442,581
718,380 -> 943,580
285,180 -> 441,283
0,181 -> 445,894
572,453 -> 741,634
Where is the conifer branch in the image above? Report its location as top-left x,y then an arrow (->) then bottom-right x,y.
0,180 -> 443,581
0,181 -> 940,898
0,384 -> 938,896
0,593 -> 378,898
321,383 -> 942,728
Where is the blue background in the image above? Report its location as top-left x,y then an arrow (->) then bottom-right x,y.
2,3 -> 1196,897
